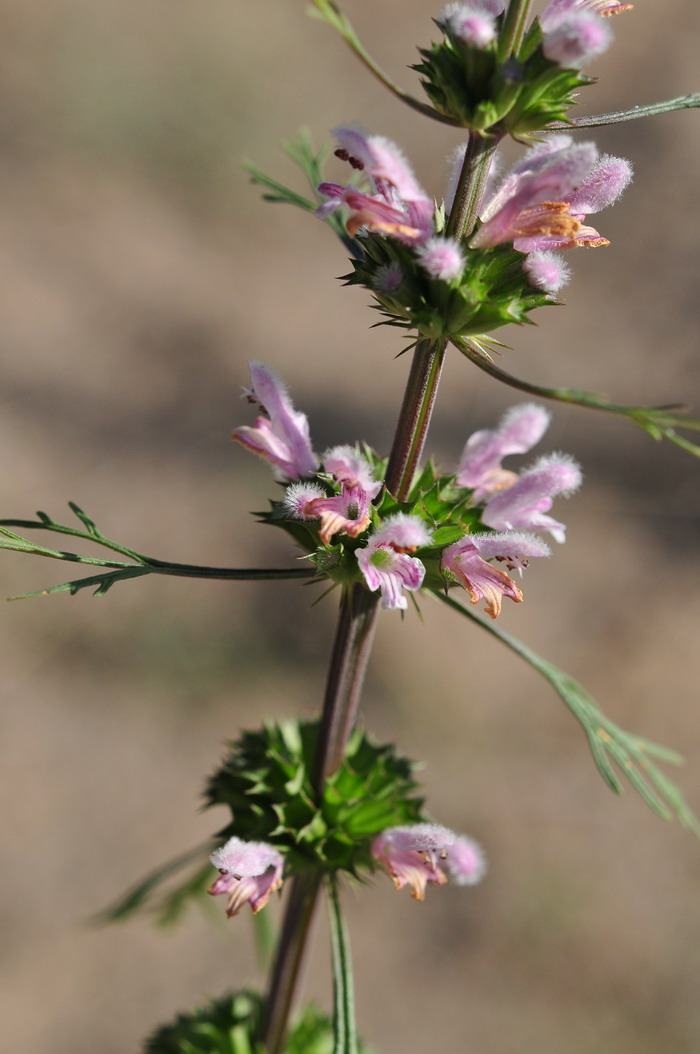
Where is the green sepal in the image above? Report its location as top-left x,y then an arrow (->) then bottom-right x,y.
144,989 -> 370,1054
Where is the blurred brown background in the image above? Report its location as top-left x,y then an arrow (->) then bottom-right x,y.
1,1 -> 699,1051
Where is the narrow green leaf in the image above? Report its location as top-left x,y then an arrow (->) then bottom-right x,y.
92,842 -> 213,924
9,565 -> 153,600
435,591 -> 700,834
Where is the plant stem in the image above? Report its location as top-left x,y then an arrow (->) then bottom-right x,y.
445,132 -> 501,244
498,0 -> 532,61
383,337 -> 447,501
327,874 -> 358,1054
313,586 -> 380,790
260,871 -> 324,1054
260,129 -> 498,1054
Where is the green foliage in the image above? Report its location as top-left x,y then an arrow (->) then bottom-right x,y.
99,721 -> 424,927
145,990 -> 370,1054
453,338 -> 700,461
205,720 -> 425,873
95,843 -> 217,927
0,503 -> 314,600
342,234 -> 555,341
438,593 -> 700,835
244,129 -> 359,253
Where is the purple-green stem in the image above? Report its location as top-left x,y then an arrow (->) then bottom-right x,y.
260,130 -> 497,1054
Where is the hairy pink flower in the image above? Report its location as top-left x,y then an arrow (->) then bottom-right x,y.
372,823 -> 485,899
482,453 -> 582,542
415,236 -> 465,281
208,837 -> 284,918
306,484 -> 372,545
317,126 -> 433,245
542,9 -> 612,68
442,530 -> 550,618
444,836 -> 487,886
542,0 -> 632,31
438,1 -> 507,47
322,445 -> 382,499
356,514 -> 431,610
282,482 -> 326,520
231,363 -> 318,481
457,402 -> 551,498
522,250 -> 572,294
471,136 -> 631,253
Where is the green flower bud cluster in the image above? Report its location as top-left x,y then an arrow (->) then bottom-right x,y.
145,990 -> 370,1054
205,720 -> 425,874
415,17 -> 591,136
343,233 -> 555,340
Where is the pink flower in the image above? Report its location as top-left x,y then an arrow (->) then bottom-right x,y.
541,0 -> 632,30
442,530 -> 550,618
208,837 -> 284,918
305,484 -> 373,546
522,250 -> 571,294
372,823 -> 485,900
470,136 -> 632,253
415,237 -> 465,281
457,402 -> 551,499
542,9 -> 612,68
444,835 -> 488,886
438,1 -> 507,48
481,453 -> 582,542
231,363 -> 319,481
317,126 -> 434,245
322,445 -> 382,499
356,514 -> 432,610
282,481 -> 326,520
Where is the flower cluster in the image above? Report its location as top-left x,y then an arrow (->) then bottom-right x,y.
233,364 -> 581,617
316,126 -> 630,336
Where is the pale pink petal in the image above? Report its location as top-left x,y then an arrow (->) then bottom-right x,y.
232,363 -> 318,481
542,10 -> 612,68
567,154 -> 633,214
371,513 -> 433,551
306,484 -> 372,544
482,453 -> 582,541
323,445 -> 382,497
415,237 -> 465,281
444,837 -> 487,886
208,837 -> 284,918
522,251 -> 572,294
456,403 -> 551,495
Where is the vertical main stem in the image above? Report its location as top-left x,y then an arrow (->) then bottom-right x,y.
261,587 -> 378,1054
384,338 -> 447,501
261,131 -> 498,1054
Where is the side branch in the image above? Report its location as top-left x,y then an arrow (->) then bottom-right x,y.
453,338 -> 700,458
548,92 -> 700,128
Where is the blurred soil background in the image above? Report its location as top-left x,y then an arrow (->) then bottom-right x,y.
1,1 -> 699,1052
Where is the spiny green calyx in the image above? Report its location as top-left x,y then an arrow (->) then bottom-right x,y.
145,990 -> 370,1054
205,720 -> 425,874
342,234 -> 556,340
414,17 -> 592,137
